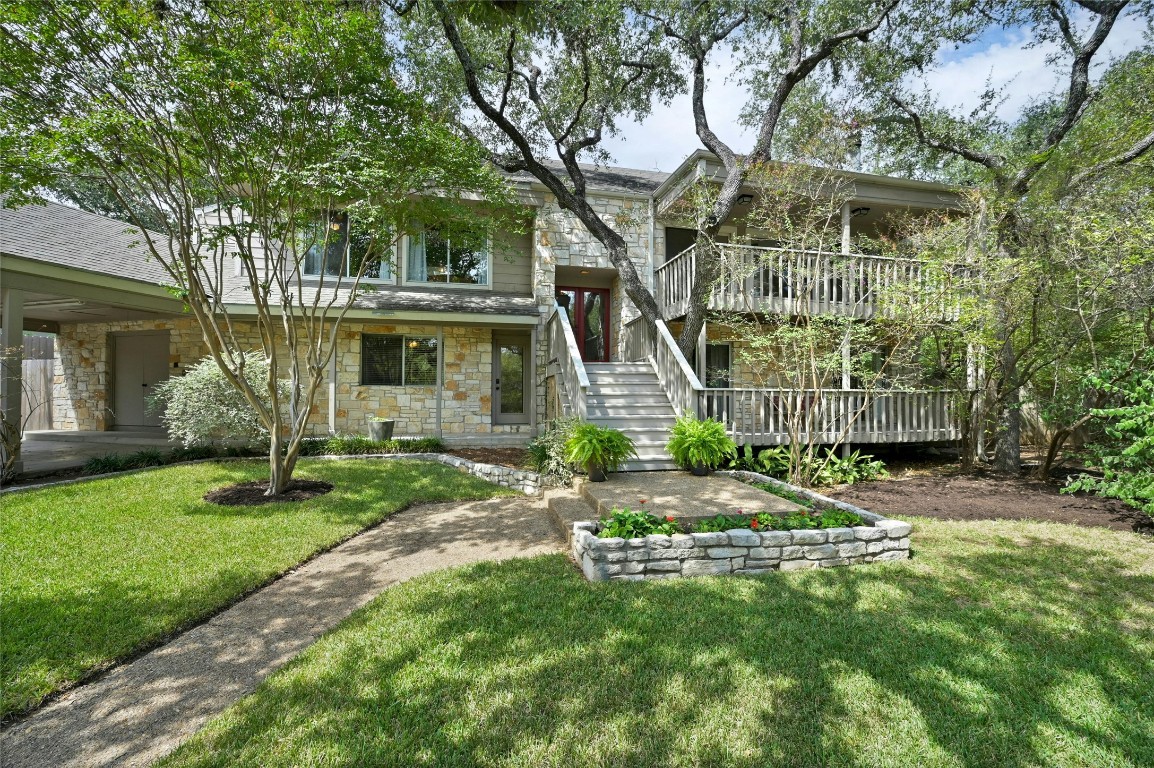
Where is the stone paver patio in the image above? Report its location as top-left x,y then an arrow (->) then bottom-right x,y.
0,495 -> 562,768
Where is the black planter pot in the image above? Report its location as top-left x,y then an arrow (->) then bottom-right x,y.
586,462 -> 608,482
690,462 -> 710,477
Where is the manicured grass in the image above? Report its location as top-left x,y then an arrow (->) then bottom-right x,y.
0,459 -> 512,718
163,519 -> 1154,768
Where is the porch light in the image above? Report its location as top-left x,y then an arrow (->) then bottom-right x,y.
736,194 -> 754,205
579,269 -> 591,275
408,339 -> 420,349
851,207 -> 871,218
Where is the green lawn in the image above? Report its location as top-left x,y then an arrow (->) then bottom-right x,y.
0,459 -> 512,718
162,518 -> 1154,768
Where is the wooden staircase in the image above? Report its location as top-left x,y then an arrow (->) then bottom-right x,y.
584,362 -> 678,471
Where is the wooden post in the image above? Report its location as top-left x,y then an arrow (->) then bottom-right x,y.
1,288 -> 25,474
841,202 -> 852,256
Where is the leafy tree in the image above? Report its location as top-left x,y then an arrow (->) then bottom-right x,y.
397,0 -> 951,356
865,1 -> 1154,473
1,0 -> 512,494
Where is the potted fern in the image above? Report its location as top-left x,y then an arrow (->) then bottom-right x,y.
564,422 -> 637,482
666,412 -> 737,476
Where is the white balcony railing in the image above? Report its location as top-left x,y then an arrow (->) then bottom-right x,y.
701,388 -> 960,446
654,244 -> 960,320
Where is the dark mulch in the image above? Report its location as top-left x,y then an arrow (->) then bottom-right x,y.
204,479 -> 334,507
833,469 -> 1153,534
444,447 -> 532,470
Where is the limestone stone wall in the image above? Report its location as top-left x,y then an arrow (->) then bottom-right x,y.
534,192 -> 658,362
572,518 -> 912,582
52,316 -> 543,441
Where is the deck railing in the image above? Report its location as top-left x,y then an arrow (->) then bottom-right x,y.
700,387 -> 959,445
655,244 -> 960,320
624,314 -> 703,418
546,302 -> 589,421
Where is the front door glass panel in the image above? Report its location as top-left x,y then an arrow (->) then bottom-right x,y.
499,342 -> 526,415
555,286 -> 609,362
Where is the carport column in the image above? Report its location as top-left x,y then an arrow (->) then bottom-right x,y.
1,287 -> 25,474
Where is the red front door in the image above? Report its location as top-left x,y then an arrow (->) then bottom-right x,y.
555,287 -> 610,362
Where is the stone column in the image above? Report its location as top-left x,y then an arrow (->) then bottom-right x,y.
1,288 -> 25,474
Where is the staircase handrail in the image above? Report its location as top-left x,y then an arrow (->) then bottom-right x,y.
547,302 -> 589,420
652,318 -> 704,418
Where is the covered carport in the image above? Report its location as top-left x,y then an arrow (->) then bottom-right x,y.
1,201 -> 185,474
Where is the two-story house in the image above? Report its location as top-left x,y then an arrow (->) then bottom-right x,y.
0,150 -> 963,470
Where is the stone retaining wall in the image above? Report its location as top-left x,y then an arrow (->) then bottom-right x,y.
571,519 -> 911,582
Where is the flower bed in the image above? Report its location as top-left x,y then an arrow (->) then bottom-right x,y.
571,473 -> 911,581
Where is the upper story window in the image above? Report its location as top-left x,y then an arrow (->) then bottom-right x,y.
303,211 -> 393,282
405,227 -> 489,287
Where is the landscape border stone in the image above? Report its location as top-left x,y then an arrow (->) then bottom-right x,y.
0,453 -> 543,496
572,471 -> 911,581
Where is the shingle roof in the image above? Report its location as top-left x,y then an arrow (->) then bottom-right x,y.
353,287 -> 538,317
0,201 -> 170,285
509,161 -> 669,196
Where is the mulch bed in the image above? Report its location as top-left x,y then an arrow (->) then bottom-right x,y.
204,479 -> 334,507
833,469 -> 1153,534
444,447 -> 532,471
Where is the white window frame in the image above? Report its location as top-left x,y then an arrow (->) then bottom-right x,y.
301,214 -> 398,285
401,229 -> 493,290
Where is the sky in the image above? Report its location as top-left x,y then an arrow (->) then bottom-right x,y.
601,12 -> 1150,173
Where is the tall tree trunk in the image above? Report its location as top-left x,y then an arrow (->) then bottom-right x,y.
992,337 -> 1022,473
267,430 -> 287,496
676,238 -> 721,359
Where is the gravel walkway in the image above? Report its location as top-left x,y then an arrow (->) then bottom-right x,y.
0,496 -> 562,768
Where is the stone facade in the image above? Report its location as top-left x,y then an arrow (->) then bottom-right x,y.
49,188 -> 669,440
571,518 -> 912,581
52,315 -> 540,442
533,192 -> 662,361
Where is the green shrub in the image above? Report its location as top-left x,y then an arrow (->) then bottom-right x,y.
693,514 -> 750,533
731,445 -> 790,478
665,413 -> 737,470
564,423 -> 636,473
526,417 -> 578,484
148,352 -> 288,448
598,507 -> 681,539
1065,366 -> 1154,516
296,435 -> 445,457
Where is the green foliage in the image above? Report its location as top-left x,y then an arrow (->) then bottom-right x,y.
1064,367 -> 1154,517
693,508 -> 864,532
752,482 -> 816,509
296,436 -> 446,457
597,508 -> 682,539
563,422 -> 637,473
149,353 -> 287,448
81,445 -> 261,476
732,445 -> 791,478
526,417 -> 579,484
665,413 -> 737,470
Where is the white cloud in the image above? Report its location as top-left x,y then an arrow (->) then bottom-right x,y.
602,13 -> 1148,172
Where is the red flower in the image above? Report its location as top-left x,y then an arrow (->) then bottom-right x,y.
639,499 -> 648,504
750,519 -> 760,529
665,515 -> 676,523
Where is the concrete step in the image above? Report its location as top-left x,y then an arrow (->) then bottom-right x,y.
621,458 -> 681,471
590,416 -> 675,429
545,492 -> 599,541
586,384 -> 667,396
585,371 -> 661,383
23,429 -> 175,446
584,363 -> 654,374
585,403 -> 676,418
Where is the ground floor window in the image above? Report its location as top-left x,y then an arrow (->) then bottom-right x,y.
361,334 -> 437,386
701,342 -> 732,388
